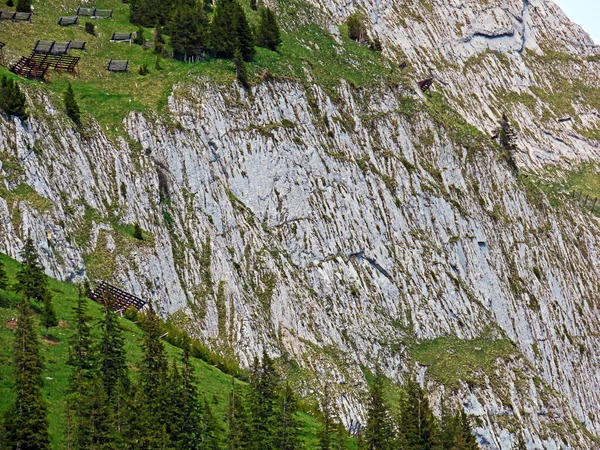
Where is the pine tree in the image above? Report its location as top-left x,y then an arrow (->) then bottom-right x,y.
0,76 -> 28,120
40,294 -> 58,338
210,0 -> 255,61
3,297 -> 50,450
248,351 -> 281,450
400,380 -> 438,450
249,0 -> 257,10
0,259 -> 8,290
68,288 -> 95,377
227,381 -> 249,450
133,306 -> 172,448
130,0 -> 172,27
234,49 -> 249,89
277,383 -> 301,450
169,4 -> 208,61
96,293 -> 130,448
234,1 -> 255,61
63,83 -> 81,126
363,370 -> 396,450
257,7 -> 281,51
15,0 -> 30,12
318,386 -> 334,450
16,238 -> 47,302
201,398 -> 222,450
455,410 -> 478,450
170,336 -> 204,449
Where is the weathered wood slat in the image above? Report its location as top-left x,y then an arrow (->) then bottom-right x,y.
58,16 -> 78,26
90,281 -> 146,311
107,59 -> 129,72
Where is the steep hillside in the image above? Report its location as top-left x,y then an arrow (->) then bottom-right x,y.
0,253 -> 322,448
1,0 -> 600,449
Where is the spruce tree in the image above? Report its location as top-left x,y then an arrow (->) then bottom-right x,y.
16,238 -> 47,302
15,0 -> 30,12
169,4 -> 208,61
227,381 -> 249,450
455,410 -> 478,450
318,386 -> 333,450
277,383 -> 301,450
170,336 -> 204,449
64,83 -> 81,126
257,7 -> 281,51
0,76 -> 28,120
363,370 -> 396,450
68,288 -> 95,378
234,49 -> 249,89
234,1 -> 255,61
3,297 -> 50,450
133,222 -> 143,240
210,0 -> 255,61
400,380 -> 438,450
0,258 -> 8,290
40,294 -> 58,338
248,351 -> 281,450
201,398 -> 222,450
133,306 -> 172,448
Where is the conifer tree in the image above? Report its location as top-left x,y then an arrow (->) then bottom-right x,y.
16,238 -> 47,302
363,370 -> 396,450
210,0 -> 255,60
0,76 -> 27,120
249,0 -> 257,10
234,49 -> 249,89
257,7 -> 281,51
133,306 -> 172,448
234,1 -> 255,61
455,410 -> 478,450
400,380 -> 438,450
169,4 -> 209,61
64,83 -> 81,126
15,0 -> 30,12
227,381 -> 249,450
201,398 -> 222,450
248,351 -> 281,450
0,259 -> 8,290
170,336 -> 204,449
68,288 -> 95,378
41,294 -> 58,338
277,383 -> 301,450
3,297 -> 50,450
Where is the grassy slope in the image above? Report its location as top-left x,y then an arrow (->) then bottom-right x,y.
0,253 -> 321,449
0,0 -> 401,133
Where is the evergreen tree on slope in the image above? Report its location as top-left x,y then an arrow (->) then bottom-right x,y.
3,298 -> 50,450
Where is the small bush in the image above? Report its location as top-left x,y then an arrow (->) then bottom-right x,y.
0,76 -> 27,120
347,13 -> 367,42
85,21 -> 95,35
6,0 -> 14,7
138,64 -> 150,76
63,83 -> 81,125
133,223 -> 143,240
123,306 -> 138,321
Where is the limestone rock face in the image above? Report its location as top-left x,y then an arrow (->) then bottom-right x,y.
1,1 -> 600,449
299,0 -> 600,166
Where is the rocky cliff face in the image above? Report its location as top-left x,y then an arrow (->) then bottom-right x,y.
1,1 -> 600,449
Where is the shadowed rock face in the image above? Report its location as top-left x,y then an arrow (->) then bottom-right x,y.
2,1 -> 600,448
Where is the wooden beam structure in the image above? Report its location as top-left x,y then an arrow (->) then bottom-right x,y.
107,59 -> 129,73
418,78 -> 434,92
58,16 -> 79,26
90,281 -> 147,312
